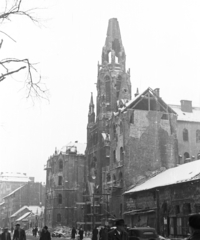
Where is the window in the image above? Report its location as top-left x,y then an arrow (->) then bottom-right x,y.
184,152 -> 190,162
113,150 -> 116,163
113,174 -> 116,184
59,160 -> 63,171
58,176 -> 63,186
57,213 -> 61,222
196,130 -> 200,143
120,147 -> 124,161
58,194 -> 62,204
130,112 -> 134,124
175,205 -> 180,214
106,173 -> 111,182
183,203 -> 191,214
183,128 -> 189,141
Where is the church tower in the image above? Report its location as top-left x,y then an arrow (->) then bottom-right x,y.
96,18 -> 131,125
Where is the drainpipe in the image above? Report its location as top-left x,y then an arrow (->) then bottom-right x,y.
156,189 -> 160,234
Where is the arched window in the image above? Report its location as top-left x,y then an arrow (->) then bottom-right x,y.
196,130 -> 200,143
58,194 -> 62,204
57,213 -> 61,222
120,147 -> 124,162
113,150 -> 116,163
183,128 -> 189,141
58,176 -> 63,186
184,152 -> 190,161
59,160 -> 63,171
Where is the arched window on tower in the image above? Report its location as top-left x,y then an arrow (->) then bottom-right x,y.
59,160 -> 63,171
108,51 -> 111,63
58,176 -> 63,186
105,76 -> 111,104
196,130 -> 200,143
183,128 -> 189,141
120,147 -> 124,162
58,194 -> 62,204
120,122 -> 123,135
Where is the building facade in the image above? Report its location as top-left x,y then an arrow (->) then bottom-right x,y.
44,143 -> 86,228
123,160 -> 200,238
1,181 -> 45,228
0,172 -> 31,202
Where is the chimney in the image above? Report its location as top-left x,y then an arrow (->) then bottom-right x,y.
134,88 -> 139,97
154,88 -> 160,97
180,100 -> 192,113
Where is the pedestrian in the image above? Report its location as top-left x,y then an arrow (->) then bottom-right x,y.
13,223 -> 26,240
11,226 -> 14,234
79,227 -> 84,240
187,214 -> 200,240
35,227 -> 38,237
39,226 -> 51,240
92,226 -> 98,240
1,227 -> 11,240
71,227 -> 77,240
108,219 -> 128,240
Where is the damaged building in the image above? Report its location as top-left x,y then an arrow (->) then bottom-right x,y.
44,142 -> 86,228
123,160 -> 200,239
85,17 -> 200,230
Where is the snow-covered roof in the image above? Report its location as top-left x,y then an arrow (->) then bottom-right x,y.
10,206 -> 29,218
28,206 -> 44,215
3,185 -> 25,199
15,212 -> 31,221
124,160 -> 200,194
0,172 -> 31,182
169,104 -> 200,123
60,141 -> 86,155
0,202 -> 5,206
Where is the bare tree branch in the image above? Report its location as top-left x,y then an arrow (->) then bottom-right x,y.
0,0 -> 48,101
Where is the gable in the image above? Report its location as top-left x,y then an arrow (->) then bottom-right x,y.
124,88 -> 176,114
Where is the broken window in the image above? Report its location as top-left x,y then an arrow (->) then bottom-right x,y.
175,205 -> 180,214
58,194 -> 62,204
161,113 -> 169,120
57,213 -> 61,222
120,147 -> 124,161
58,176 -> 63,186
59,160 -> 63,171
106,173 -> 111,182
196,130 -> 200,143
183,128 -> 189,141
112,174 -> 116,184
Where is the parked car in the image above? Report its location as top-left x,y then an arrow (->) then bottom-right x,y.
51,231 -> 66,238
128,227 -> 160,240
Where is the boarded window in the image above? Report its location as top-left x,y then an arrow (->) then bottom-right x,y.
183,129 -> 189,141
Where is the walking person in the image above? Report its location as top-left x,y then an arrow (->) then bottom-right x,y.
187,214 -> 200,240
79,227 -> 84,240
39,226 -> 51,240
92,226 -> 98,240
108,219 -> 128,240
71,227 -> 77,240
1,227 -> 11,240
13,224 -> 26,240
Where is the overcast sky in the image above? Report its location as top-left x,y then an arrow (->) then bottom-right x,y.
0,0 -> 200,183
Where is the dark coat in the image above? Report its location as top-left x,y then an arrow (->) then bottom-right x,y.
1,232 -> 11,240
92,228 -> 98,240
187,230 -> 200,240
79,230 -> 84,240
39,230 -> 51,240
13,229 -> 26,240
108,229 -> 128,240
71,228 -> 77,239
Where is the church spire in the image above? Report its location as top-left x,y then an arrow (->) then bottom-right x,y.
88,92 -> 95,123
102,18 -> 126,69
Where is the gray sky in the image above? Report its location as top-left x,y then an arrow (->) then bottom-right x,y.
0,0 -> 200,182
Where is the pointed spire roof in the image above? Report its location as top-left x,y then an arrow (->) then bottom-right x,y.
90,92 -> 94,106
104,18 -> 124,57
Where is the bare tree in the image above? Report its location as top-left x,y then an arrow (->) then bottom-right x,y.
0,0 -> 48,101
